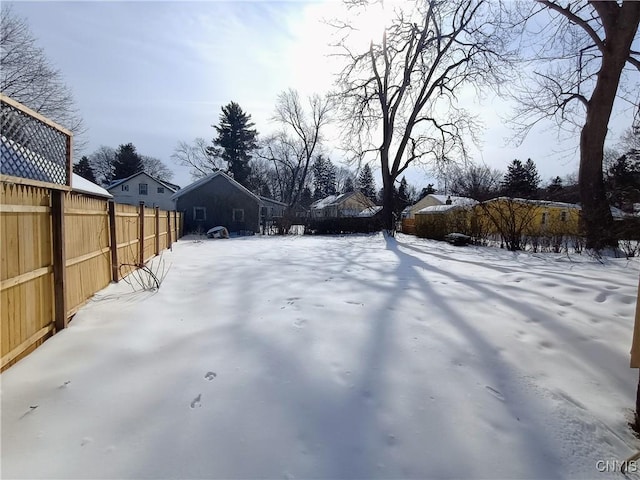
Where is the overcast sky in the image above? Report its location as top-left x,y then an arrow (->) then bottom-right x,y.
7,1 -> 637,190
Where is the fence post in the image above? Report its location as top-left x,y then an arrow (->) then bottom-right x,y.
167,210 -> 172,249
139,202 -> 145,266
108,201 -> 118,282
155,206 -> 160,255
51,190 -> 68,331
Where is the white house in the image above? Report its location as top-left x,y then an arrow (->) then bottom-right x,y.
107,172 -> 179,210
403,194 -> 477,219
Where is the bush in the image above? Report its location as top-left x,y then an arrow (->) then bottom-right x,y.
307,216 -> 383,234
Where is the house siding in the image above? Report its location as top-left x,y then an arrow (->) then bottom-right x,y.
176,175 -> 259,234
108,174 -> 176,210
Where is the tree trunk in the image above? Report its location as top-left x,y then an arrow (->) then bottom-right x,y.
579,2 -> 640,250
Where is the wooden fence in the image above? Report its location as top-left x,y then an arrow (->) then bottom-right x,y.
1,181 -> 182,371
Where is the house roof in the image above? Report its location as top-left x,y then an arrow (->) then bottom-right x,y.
356,206 -> 383,217
310,191 -> 368,210
483,197 -> 630,219
72,173 -> 112,198
428,194 -> 478,206
171,171 -> 260,202
107,171 -> 180,192
259,195 -> 288,207
416,204 -> 466,215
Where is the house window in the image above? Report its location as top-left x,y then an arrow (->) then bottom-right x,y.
541,212 -> 548,225
194,207 -> 206,221
232,209 -> 244,222
121,185 -> 129,192
560,211 -> 567,222
139,183 -> 148,195
157,187 -> 165,193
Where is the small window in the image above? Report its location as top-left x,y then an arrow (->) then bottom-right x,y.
560,211 -> 567,222
121,184 -> 129,191
194,207 -> 206,221
157,187 -> 165,194
232,208 -> 244,222
139,183 -> 148,195
541,212 -> 548,225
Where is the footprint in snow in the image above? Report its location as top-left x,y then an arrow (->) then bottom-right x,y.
204,371 -> 217,380
594,292 -> 608,303
190,394 -> 202,409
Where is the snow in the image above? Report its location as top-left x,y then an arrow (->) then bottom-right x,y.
72,173 -> 112,198
2,233 -> 639,479
416,204 -> 466,214
428,194 -> 478,206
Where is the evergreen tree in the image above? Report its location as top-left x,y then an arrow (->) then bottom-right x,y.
113,143 -> 143,180
73,155 -> 96,183
312,155 -> 337,199
606,154 -> 640,210
502,159 -> 539,199
358,164 -> 377,201
417,184 -> 436,200
344,176 -> 355,193
546,176 -> 564,199
299,186 -> 313,209
211,101 -> 258,186
395,176 -> 412,214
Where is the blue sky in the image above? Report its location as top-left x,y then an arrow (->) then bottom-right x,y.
6,1 -> 637,191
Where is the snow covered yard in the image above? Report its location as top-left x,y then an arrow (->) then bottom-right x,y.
2,233 -> 639,479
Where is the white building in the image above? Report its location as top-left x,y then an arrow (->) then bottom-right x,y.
107,172 -> 179,210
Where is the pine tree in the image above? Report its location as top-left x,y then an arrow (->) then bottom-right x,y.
73,155 -> 96,183
395,176 -> 412,214
211,102 -> 258,186
502,159 -> 539,199
113,143 -> 143,180
358,164 -> 377,201
417,184 -> 436,200
524,158 -> 541,196
546,176 -> 564,199
344,176 -> 355,193
312,155 -> 337,199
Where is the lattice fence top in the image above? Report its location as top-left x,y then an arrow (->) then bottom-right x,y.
1,96 -> 71,186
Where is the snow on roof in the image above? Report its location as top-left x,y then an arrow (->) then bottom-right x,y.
310,192 -> 353,209
72,173 -> 112,198
486,197 -> 580,209
428,194 -> 477,206
416,204 -> 466,214
171,171 -> 260,202
356,206 -> 382,217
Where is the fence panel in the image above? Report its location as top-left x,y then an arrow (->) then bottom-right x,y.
64,193 -> 111,316
1,183 -> 54,369
114,203 -> 139,281
143,206 -> 156,262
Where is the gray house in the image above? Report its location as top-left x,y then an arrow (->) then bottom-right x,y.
172,171 -> 265,234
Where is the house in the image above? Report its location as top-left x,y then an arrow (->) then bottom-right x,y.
414,203 -> 475,240
259,196 -> 287,222
310,191 -> 376,218
172,171 -> 284,235
403,194 -> 477,219
107,172 -> 179,211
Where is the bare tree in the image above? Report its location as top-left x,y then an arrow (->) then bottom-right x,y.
171,138 -> 225,180
1,6 -> 87,150
333,0 -> 512,232
141,155 -> 174,182
267,89 -> 333,206
509,1 -> 640,250
448,163 -> 503,201
88,145 -> 116,186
